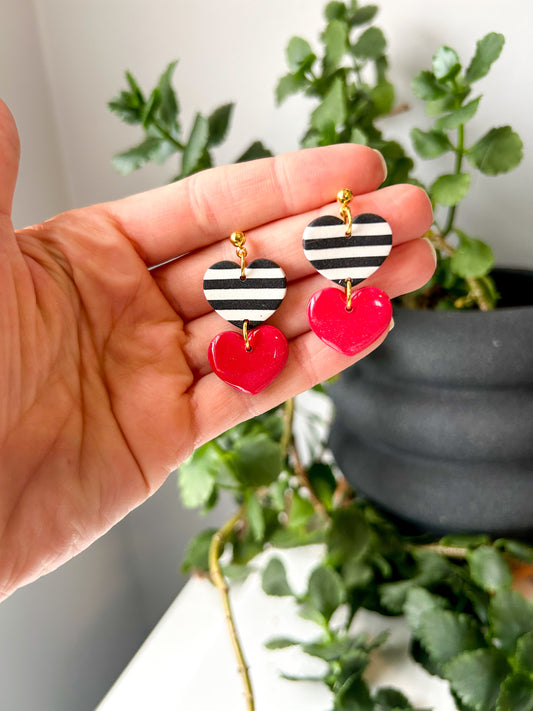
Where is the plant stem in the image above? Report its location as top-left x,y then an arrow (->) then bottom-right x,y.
442,123 -> 465,238
209,506 -> 255,711
465,277 -> 491,312
152,119 -> 185,150
415,543 -> 469,559
282,398 -> 329,520
281,397 -> 295,460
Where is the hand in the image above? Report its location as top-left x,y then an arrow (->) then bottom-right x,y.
0,99 -> 434,599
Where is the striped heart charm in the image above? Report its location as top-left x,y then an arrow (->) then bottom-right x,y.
203,258 -> 287,328
303,213 -> 393,286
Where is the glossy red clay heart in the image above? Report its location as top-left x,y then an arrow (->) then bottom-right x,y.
308,286 -> 392,356
208,324 -> 289,394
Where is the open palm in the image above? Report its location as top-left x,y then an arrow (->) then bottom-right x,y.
0,100 -> 434,599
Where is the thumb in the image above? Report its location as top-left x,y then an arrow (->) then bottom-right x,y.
0,99 -> 20,218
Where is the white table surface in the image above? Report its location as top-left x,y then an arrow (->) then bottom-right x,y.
97,546 -> 456,711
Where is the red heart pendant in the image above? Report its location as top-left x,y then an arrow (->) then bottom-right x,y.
208,325 -> 289,394
307,286 -> 392,356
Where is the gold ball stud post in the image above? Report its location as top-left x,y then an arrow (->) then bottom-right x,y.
337,188 -> 353,206
230,231 -> 246,248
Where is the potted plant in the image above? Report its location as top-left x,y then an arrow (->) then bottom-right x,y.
108,3 -> 533,709
262,0 -> 530,537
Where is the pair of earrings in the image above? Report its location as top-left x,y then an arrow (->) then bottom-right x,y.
203,190 -> 393,394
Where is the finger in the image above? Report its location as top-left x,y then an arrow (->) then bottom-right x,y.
154,184 -> 433,322
184,237 -> 436,376
104,144 -> 387,266
189,322 -> 392,448
0,100 -> 20,218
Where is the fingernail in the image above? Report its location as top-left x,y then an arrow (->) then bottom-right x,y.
388,317 -> 395,333
372,149 -> 388,181
422,237 -> 438,267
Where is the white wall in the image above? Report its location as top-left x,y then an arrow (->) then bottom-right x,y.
1,2 -> 532,710
31,0 -> 533,267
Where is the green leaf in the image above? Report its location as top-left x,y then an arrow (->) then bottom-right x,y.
262,557 -> 293,596
177,442 -> 218,508
281,671 -> 327,683
467,545 -> 512,592
430,172 -> 471,207
307,462 -> 337,512
435,97 -> 481,130
298,601 -> 326,625
350,5 -> 379,26
236,141 -> 273,162
410,128 -> 453,158
125,70 -> 144,103
181,527 -> 217,573
374,687 -> 415,711
414,549 -> 453,585
370,79 -> 395,115
181,113 -> 209,177
495,539 -> 533,563
335,676 -> 373,711
497,674 -> 533,711
112,136 -> 166,175
451,230 -> 494,279
342,559 -> 374,589
325,1 -> 346,21
404,587 -> 449,636
352,26 -> 386,59
222,563 -> 252,582
246,492 -> 265,542
444,649 -> 510,711
269,527 -> 326,549
229,433 -> 282,488
288,492 -> 315,529
307,565 -> 345,621
432,46 -> 461,81
322,19 -> 349,73
156,60 -> 179,127
516,630 -> 533,673
207,103 -> 234,148
425,93 -> 456,116
303,638 -> 366,663
417,609 -> 485,667
327,506 -> 370,566
465,33 -> 505,84
108,71 -> 145,124
379,580 -> 414,613
411,70 -> 448,101
286,36 -> 314,72
276,73 -> 307,104
467,126 -> 523,175
381,552 -> 452,614
108,91 -> 144,124
311,76 -> 346,132
141,88 -> 161,128
350,127 -> 368,145
300,129 -> 321,149
264,636 -> 301,650
490,590 -> 533,655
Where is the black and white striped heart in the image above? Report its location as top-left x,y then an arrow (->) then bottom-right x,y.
203,258 -> 287,328
303,213 -> 393,286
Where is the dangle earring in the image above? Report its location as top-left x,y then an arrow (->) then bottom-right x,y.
203,231 -> 289,394
303,189 -> 393,356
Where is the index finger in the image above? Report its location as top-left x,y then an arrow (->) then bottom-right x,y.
103,144 -> 387,267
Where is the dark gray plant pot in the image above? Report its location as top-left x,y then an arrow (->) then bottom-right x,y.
328,268 -> 533,538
